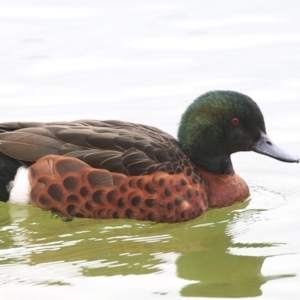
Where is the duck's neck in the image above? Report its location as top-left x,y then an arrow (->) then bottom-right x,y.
199,168 -> 250,208
196,155 -> 234,174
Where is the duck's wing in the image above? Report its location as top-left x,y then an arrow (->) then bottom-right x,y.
0,121 -> 83,163
0,120 -> 191,175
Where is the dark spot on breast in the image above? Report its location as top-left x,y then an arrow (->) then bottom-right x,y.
48,184 -> 64,202
175,197 -> 184,206
66,194 -> 79,203
112,211 -> 119,218
186,168 -> 192,176
164,187 -> 172,197
187,189 -> 192,198
117,197 -> 125,208
63,176 -> 78,191
181,178 -> 188,186
195,190 -> 199,196
85,201 -> 93,211
180,211 -> 185,219
107,190 -> 117,203
39,195 -> 51,206
97,208 -> 106,218
147,212 -> 155,221
80,186 -> 89,197
131,195 -> 141,206
145,183 -> 156,194
66,204 -> 76,215
167,202 -> 173,211
137,178 -> 144,189
128,179 -> 135,188
145,199 -> 154,207
120,184 -> 127,193
125,208 -> 133,218
158,178 -> 165,186
92,190 -> 104,205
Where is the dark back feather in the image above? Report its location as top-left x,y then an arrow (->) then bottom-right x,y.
0,120 -> 193,175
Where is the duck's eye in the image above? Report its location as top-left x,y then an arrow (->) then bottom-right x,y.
230,118 -> 241,126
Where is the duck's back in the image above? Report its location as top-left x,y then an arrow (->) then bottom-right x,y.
0,120 -> 193,176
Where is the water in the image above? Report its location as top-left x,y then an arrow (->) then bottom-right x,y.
0,1 -> 299,299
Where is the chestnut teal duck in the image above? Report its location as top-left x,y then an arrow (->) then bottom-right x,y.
1,90 -> 298,222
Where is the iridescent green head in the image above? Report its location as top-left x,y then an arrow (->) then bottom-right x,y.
178,90 -> 298,174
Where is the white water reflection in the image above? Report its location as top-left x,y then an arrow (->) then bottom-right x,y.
0,253 -> 195,300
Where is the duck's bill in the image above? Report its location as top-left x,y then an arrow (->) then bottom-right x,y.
252,132 -> 299,163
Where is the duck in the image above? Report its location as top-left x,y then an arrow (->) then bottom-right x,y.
0,90 -> 298,222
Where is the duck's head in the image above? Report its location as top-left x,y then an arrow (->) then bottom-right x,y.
178,90 -> 299,174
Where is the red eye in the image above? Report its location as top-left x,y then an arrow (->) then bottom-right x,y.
231,118 -> 240,126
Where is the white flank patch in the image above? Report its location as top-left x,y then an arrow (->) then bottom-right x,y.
8,167 -> 31,205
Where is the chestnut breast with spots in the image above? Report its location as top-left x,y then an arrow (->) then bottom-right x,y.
28,155 -> 209,222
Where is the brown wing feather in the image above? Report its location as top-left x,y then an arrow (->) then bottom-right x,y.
0,120 -> 192,175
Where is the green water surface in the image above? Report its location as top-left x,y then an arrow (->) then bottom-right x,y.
1,172 -> 298,300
